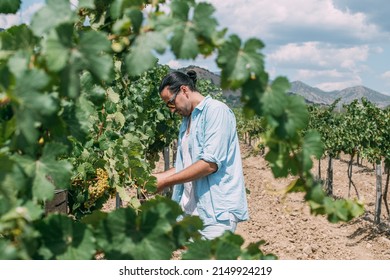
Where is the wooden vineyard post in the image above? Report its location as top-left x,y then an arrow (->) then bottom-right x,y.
318,158 -> 321,180
326,156 -> 333,196
115,192 -> 122,209
172,140 -> 177,167
162,146 -> 172,197
163,146 -> 170,171
384,164 -> 390,220
374,162 -> 382,224
45,189 -> 68,215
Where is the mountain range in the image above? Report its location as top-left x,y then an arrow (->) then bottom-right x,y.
289,81 -> 390,108
179,65 -> 390,108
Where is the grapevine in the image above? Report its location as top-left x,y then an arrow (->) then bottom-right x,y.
307,98 -> 390,222
0,0 -> 364,260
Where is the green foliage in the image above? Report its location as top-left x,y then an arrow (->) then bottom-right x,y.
0,0 -> 21,14
235,108 -> 266,155
307,98 -> 390,165
93,197 -> 202,259
0,0 -> 365,260
183,233 -> 277,260
125,32 -> 166,76
235,78 -> 365,222
197,78 -> 225,101
217,35 -> 265,90
304,182 -> 364,222
34,214 -> 96,260
21,143 -> 72,201
0,196 -> 268,260
306,98 -> 389,219
67,65 -> 180,217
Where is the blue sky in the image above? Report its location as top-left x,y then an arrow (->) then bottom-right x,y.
1,0 -> 390,95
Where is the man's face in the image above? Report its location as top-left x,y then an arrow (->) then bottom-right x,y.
160,86 -> 191,117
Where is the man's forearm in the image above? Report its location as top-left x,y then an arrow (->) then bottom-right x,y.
156,160 -> 217,192
154,167 -> 176,177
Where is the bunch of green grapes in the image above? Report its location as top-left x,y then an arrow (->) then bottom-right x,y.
84,168 -> 111,208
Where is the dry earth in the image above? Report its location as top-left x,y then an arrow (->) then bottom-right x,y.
105,143 -> 390,260
235,144 -> 390,260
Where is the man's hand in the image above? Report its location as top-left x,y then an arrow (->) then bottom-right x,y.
152,167 -> 176,193
152,172 -> 168,192
152,160 -> 217,193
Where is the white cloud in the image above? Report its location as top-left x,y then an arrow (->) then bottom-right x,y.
293,68 -> 363,91
268,42 -> 370,70
0,14 -> 19,29
381,71 -> 390,80
316,79 -> 363,91
0,3 -> 44,28
20,3 -> 44,24
166,60 -> 183,69
372,46 -> 384,54
204,0 -> 382,42
70,0 -> 79,7
267,42 -> 371,91
297,69 -> 345,79
2,0 -> 387,94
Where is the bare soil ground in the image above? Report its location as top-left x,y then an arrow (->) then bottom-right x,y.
235,144 -> 390,260
104,143 -> 390,260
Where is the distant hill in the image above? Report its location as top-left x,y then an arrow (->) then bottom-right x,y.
289,81 -> 390,108
178,65 -> 240,97
176,66 -> 390,108
287,81 -> 333,105
178,65 -> 241,107
178,65 -> 220,85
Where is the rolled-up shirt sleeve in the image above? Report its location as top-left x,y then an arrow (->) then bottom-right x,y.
198,105 -> 233,171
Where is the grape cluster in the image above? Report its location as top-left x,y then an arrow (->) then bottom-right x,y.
84,168 -> 110,208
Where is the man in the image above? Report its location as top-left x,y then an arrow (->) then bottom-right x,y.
154,70 -> 248,240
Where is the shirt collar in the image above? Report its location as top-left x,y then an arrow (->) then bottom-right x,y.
194,95 -> 211,112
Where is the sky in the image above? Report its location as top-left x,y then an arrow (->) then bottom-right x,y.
1,0 -> 390,95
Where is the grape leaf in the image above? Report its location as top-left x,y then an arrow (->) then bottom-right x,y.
32,143 -> 73,201
193,3 -> 217,40
171,24 -> 199,59
300,130 -> 324,172
0,0 -> 21,14
10,67 -> 53,144
262,77 -> 308,138
43,24 -> 73,72
79,30 -> 113,81
95,197 -> 196,259
0,25 -> 36,51
217,35 -> 265,89
126,32 -> 167,76
36,214 -> 96,260
126,8 -> 143,34
31,0 -> 77,36
78,0 -> 95,9
110,0 -> 144,19
0,239 -> 19,260
170,0 -> 192,21
183,232 -> 244,260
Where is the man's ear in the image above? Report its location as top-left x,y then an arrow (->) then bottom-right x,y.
181,85 -> 190,98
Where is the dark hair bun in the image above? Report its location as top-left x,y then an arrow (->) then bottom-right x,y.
186,70 -> 197,85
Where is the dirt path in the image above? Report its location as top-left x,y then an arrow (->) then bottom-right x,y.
105,144 -> 390,259
235,145 -> 390,259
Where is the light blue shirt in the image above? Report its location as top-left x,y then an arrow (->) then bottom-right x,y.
172,95 -> 249,226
